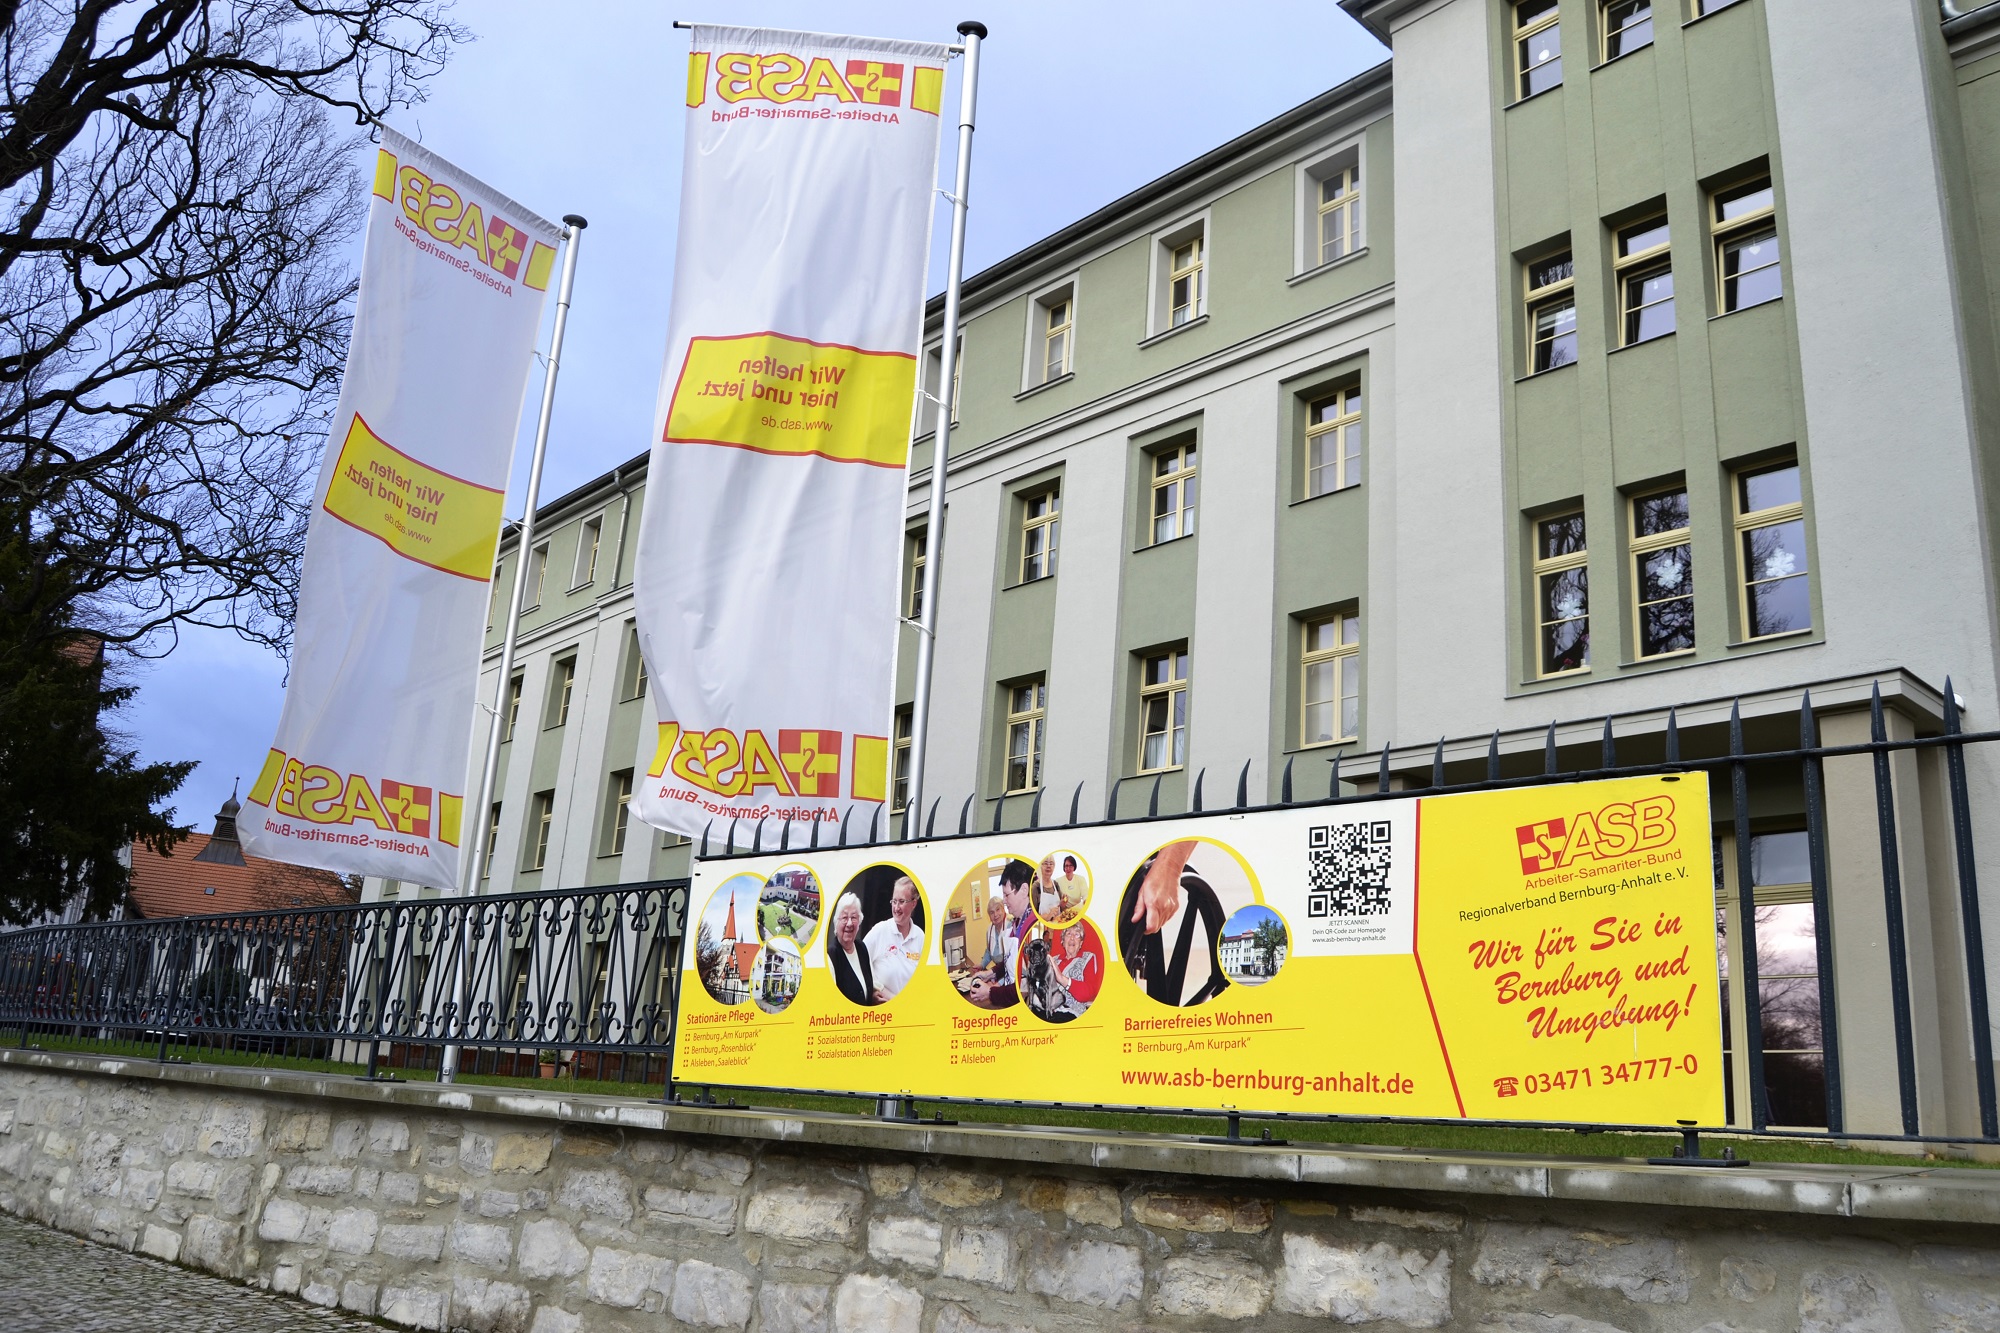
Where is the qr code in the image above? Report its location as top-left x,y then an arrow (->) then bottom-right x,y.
1306,821 -> 1395,917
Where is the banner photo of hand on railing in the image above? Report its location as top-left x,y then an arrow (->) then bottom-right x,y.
630,26 -> 953,841
674,774 -> 1727,1126
240,129 -> 563,889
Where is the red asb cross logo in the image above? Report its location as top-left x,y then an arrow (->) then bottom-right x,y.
845,60 -> 903,105
1516,817 -> 1568,874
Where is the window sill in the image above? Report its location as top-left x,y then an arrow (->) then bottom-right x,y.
1514,361 -> 1578,385
568,580 -> 595,595
1733,627 -> 1815,650
1589,41 -> 1654,74
1133,766 -> 1185,779
1510,632 -> 1819,698
1287,248 -> 1370,286
1608,330 -> 1677,356
1015,372 -> 1074,402
1710,296 -> 1784,322
1683,0 -> 1748,29
1003,572 -> 1057,593
1285,738 -> 1362,757
1139,314 -> 1208,349
1505,84 -> 1563,111
1288,482 -> 1362,509
1622,648 -> 1697,669
1133,533 -> 1195,556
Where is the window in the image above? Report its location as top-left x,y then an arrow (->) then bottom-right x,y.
892,706 -> 913,814
619,622 -> 648,701
1533,511 -> 1590,676
526,790 -> 555,872
488,570 -> 504,629
1515,0 -> 1562,99
503,674 -> 524,741
1717,830 -> 1828,1128
546,656 -> 576,728
527,543 -> 548,607
1169,236 -> 1204,327
1602,0 -> 1653,58
1526,251 -> 1577,373
1317,161 -> 1361,266
923,338 -> 962,431
906,528 -> 927,619
1615,216 -> 1673,345
1713,178 -> 1781,313
602,769 -> 633,857
1020,487 -> 1060,582
1691,0 -> 1744,16
1040,295 -> 1073,383
1734,461 -> 1810,638
1306,385 -> 1363,496
482,803 -> 501,880
1150,442 -> 1197,544
1630,488 -> 1693,658
1004,678 -> 1046,794
573,517 -> 601,588
1138,649 -> 1189,773
1301,612 -> 1361,745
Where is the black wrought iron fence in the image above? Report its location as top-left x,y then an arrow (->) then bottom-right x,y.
3,678 -> 1997,1152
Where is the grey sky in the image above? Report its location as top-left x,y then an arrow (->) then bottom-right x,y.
126,1 -> 1387,834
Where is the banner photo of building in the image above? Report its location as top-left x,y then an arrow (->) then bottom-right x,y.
674,774 -> 1725,1125
630,26 -> 953,840
240,129 -> 563,889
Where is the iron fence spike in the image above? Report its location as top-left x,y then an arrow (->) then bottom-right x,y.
958,794 -> 974,836
1601,717 -> 1615,772
1330,752 -> 1343,800
1432,738 -> 1445,790
1545,722 -> 1558,775
699,822 -> 712,859
726,817 -> 739,856
1378,739 -> 1392,791
1946,676 -> 1962,733
925,797 -> 941,839
1191,767 -> 1205,813
1148,773 -> 1162,817
809,811 -> 820,849
991,792 -> 1004,833
753,815 -> 768,853
1729,699 -> 1745,757
868,806 -> 881,845
1872,681 -> 1886,744
1067,781 -> 1084,826
1488,730 -> 1501,782
1235,759 -> 1251,809
1800,689 -> 1816,747
1281,756 -> 1293,804
839,806 -> 853,847
1029,787 -> 1044,829
1665,709 -> 1680,764
1107,777 -> 1123,822
780,816 -> 791,852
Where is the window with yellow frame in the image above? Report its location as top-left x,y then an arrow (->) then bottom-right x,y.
1020,487 -> 1059,582
1525,250 -> 1577,373
1305,385 -> 1363,497
1300,612 -> 1360,746
1734,460 -> 1811,639
1514,0 -> 1562,99
1601,0 -> 1653,59
1713,177 -> 1781,313
891,706 -> 912,814
1137,649 -> 1189,774
1041,296 -> 1072,382
1532,510 -> 1590,677
1614,215 -> 1673,346
1150,441 -> 1196,544
905,527 -> 927,619
1004,678 -> 1046,794
1318,163 -> 1360,266
1629,487 -> 1693,659
1168,236 -> 1203,327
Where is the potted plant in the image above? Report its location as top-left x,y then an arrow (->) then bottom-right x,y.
537,1049 -> 560,1079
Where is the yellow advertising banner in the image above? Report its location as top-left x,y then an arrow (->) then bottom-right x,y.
673,773 -> 1725,1125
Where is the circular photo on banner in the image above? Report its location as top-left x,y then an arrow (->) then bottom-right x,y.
942,854 -> 1038,1011
1218,904 -> 1289,988
1116,837 -> 1260,1008
694,872 -> 763,1007
1030,850 -> 1092,928
753,938 -> 803,1015
827,863 -> 928,1007
757,864 -> 822,948
1020,918 -> 1106,1024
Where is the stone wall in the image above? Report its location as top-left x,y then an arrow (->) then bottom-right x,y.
0,1054 -> 1998,1333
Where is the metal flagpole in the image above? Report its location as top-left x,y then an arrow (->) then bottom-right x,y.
902,20 -> 985,842
440,214 -> 588,1084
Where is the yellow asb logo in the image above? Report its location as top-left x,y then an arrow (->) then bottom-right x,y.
686,50 -> 943,114
370,150 -> 556,290
321,414 -> 506,580
648,723 -> 887,804
249,748 -> 462,845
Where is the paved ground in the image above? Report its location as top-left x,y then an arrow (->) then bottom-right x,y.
0,1211 -> 373,1331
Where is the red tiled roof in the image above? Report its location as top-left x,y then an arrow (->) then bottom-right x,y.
129,833 -> 355,919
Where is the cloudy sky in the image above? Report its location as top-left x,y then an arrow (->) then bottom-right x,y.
122,1 -> 1388,832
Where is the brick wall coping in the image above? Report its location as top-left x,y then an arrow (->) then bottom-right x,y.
5,1048 -> 1994,1229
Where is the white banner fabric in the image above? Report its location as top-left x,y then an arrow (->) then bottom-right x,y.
631,27 -> 951,840
240,128 -> 562,889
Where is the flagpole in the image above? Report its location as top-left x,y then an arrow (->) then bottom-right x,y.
440,214 -> 587,1084
902,19 -> 985,842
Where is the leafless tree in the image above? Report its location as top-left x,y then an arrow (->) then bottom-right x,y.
1,0 -> 468,657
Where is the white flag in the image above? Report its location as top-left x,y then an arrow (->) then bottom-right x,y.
631,27 -> 951,840
240,129 -> 562,889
